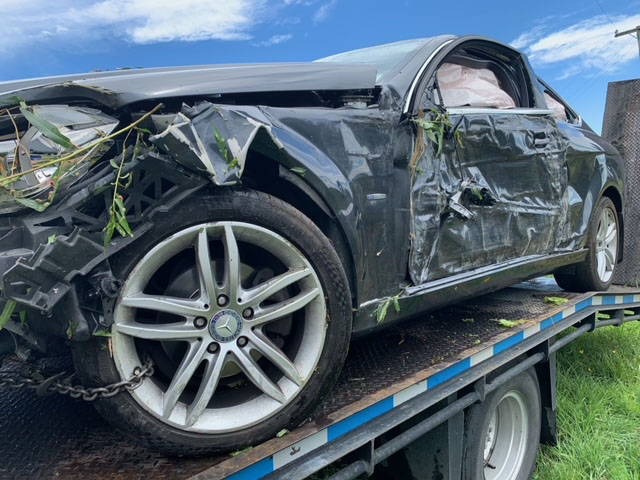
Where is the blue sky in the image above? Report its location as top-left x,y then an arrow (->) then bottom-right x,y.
1,0 -> 638,133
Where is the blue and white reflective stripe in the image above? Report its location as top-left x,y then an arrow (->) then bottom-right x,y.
228,458 -> 274,480
328,398 -> 394,441
226,293 -> 638,479
393,380 -> 428,406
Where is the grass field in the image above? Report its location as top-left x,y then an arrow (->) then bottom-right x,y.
533,321 -> 640,480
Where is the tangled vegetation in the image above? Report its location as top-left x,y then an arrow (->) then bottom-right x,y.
0,101 -> 163,246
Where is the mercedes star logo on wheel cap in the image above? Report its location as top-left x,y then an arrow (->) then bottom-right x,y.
210,310 -> 243,342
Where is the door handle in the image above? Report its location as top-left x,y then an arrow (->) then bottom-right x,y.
534,133 -> 550,148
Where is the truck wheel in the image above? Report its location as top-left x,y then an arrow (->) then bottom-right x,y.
555,196 -> 619,292
462,368 -> 541,480
73,189 -> 352,455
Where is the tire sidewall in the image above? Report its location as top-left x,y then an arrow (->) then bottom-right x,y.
462,368 -> 541,480
582,196 -> 618,291
73,188 -> 352,455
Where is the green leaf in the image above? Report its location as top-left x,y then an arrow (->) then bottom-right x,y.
19,101 -> 73,149
104,220 -> 116,249
113,220 -> 128,237
424,129 -> 438,145
462,318 -> 475,323
596,312 -> 611,320
470,187 -> 483,201
0,300 -> 16,330
544,296 -> 569,306
93,329 -> 112,337
230,446 -> 253,457
1,95 -> 23,106
114,195 -> 127,215
435,131 -> 444,156
624,310 -> 635,316
117,214 -> 133,237
393,296 -> 401,313
376,299 -> 391,325
227,157 -> 239,170
213,127 -> 229,162
135,127 -> 153,135
413,118 -> 435,130
495,318 -> 526,328
66,320 -> 79,340
276,429 -> 289,438
290,167 -> 307,176
15,197 -> 50,212
110,158 -> 120,169
47,234 -> 56,245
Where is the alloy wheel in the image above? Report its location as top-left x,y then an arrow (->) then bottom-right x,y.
111,221 -> 327,433
595,207 -> 617,283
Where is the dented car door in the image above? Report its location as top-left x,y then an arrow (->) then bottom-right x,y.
408,56 -> 569,285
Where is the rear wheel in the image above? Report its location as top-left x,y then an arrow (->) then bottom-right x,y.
555,196 -> 619,292
73,189 -> 352,455
462,368 -> 541,480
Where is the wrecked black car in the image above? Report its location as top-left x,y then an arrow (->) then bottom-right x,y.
0,35 -> 624,455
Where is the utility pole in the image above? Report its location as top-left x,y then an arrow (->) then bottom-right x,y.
615,26 -> 640,57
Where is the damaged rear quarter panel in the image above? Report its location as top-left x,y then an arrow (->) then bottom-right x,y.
555,121 -> 625,252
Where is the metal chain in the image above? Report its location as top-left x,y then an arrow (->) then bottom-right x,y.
0,358 -> 154,402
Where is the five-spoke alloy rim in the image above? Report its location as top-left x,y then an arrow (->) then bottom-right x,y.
111,222 -> 327,433
596,207 -> 617,283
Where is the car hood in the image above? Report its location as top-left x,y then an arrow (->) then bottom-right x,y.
0,62 -> 378,108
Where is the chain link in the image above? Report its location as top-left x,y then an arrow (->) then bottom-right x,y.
0,358 -> 154,402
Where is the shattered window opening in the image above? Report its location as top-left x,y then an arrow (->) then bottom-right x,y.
436,62 -> 516,109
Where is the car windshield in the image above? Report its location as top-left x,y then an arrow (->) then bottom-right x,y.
316,39 -> 427,83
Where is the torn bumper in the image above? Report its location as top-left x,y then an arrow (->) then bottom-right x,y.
0,153 -> 207,346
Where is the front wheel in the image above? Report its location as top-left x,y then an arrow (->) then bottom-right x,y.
555,196 -> 619,292
73,190 -> 352,455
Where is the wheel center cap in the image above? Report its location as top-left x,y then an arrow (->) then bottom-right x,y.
210,310 -> 243,342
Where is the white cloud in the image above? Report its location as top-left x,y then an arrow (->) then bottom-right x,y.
0,0 -> 267,54
511,26 -> 546,50
313,0 -> 338,23
511,13 -> 640,78
252,33 -> 293,47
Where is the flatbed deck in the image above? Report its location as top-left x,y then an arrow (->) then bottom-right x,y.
2,278 -> 638,479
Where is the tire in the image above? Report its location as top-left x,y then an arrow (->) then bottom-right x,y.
555,196 -> 619,292
72,188 -> 352,455
462,368 -> 541,480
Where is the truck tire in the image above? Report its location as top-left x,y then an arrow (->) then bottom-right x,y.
462,367 -> 541,480
73,188 -> 352,455
555,196 -> 619,292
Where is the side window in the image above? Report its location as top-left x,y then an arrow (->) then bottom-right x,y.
538,79 -> 579,124
429,44 -> 533,110
543,92 -> 568,122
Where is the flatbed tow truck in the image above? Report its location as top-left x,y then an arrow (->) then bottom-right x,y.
2,277 -> 639,479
